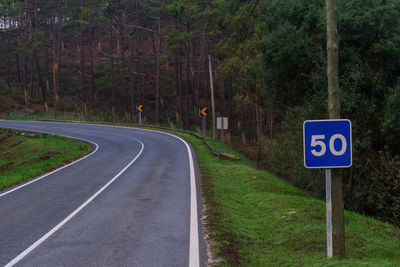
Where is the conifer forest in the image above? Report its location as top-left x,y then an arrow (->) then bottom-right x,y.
0,0 -> 399,227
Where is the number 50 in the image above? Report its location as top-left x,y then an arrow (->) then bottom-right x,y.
311,134 -> 347,157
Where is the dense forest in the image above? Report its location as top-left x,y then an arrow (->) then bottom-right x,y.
0,0 -> 399,226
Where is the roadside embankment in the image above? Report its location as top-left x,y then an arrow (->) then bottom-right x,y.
0,129 -> 92,190
176,132 -> 400,266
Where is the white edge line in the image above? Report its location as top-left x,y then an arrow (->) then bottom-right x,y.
2,121 -> 200,267
140,129 -> 200,267
0,128 -> 99,198
80,123 -> 200,267
5,137 -> 144,267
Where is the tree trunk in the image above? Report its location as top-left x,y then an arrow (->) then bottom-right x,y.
152,32 -> 160,126
255,93 -> 263,167
185,42 -> 191,130
192,39 -> 199,116
22,0 -> 30,106
140,58 -> 144,107
217,65 -> 226,116
29,53 -> 35,99
35,52 -> 48,112
119,21 -> 129,120
22,41 -> 28,105
89,27 -> 95,110
174,54 -> 181,124
155,1 -> 162,126
269,103 -> 274,138
51,3 -> 62,120
130,38 -> 135,121
52,12 -> 58,119
31,0 -> 38,100
240,78 -> 246,145
218,64 -> 230,145
6,37 -> 11,87
16,53 -> 21,83
138,32 -> 144,110
110,23 -> 115,122
52,48 -> 58,119
44,33 -> 51,96
80,0 -> 87,117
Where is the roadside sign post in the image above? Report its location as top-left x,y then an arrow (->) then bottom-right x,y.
303,119 -> 351,258
217,117 -> 228,153
202,117 -> 205,136
325,168 -> 333,257
136,105 -> 143,125
199,107 -> 208,136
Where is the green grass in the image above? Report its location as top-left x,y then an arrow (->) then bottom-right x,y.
0,129 -> 92,190
175,132 -> 400,266
1,118 -> 399,265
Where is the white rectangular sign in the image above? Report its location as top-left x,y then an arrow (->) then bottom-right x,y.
217,117 -> 228,130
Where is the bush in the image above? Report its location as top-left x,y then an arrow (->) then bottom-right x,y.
268,106 -> 400,226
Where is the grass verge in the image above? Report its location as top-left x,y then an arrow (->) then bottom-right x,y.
0,129 -> 92,190
1,118 -> 399,265
174,132 -> 400,266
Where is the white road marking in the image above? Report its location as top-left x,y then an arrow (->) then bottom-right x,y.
0,128 -> 99,198
73,123 -> 201,267
5,137 -> 144,267
1,121 -> 200,267
157,132 -> 200,267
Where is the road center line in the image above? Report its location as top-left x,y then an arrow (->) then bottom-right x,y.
5,136 -> 145,267
72,123 -> 201,267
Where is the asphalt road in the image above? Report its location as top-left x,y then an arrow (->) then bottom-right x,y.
0,120 -> 206,267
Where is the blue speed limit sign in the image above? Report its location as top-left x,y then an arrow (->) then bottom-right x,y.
303,120 -> 352,168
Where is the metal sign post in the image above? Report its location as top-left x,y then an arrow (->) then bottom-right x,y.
137,105 -> 143,125
326,168 -> 333,257
303,119 -> 351,258
217,117 -> 228,153
221,123 -> 225,153
199,107 -> 208,136
202,117 -> 205,136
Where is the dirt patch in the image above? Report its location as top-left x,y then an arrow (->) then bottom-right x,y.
38,151 -> 61,161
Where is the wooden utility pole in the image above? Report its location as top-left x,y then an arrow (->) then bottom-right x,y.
208,55 -> 216,138
326,0 -> 345,258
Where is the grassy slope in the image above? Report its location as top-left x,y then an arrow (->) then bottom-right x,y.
177,132 -> 400,266
1,117 -> 399,265
0,129 -> 92,190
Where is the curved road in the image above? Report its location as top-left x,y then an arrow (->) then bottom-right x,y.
0,120 -> 206,267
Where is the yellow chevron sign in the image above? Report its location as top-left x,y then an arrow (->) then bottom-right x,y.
200,107 -> 208,116
137,105 -> 143,112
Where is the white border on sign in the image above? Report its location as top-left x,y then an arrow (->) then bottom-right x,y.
303,119 -> 352,169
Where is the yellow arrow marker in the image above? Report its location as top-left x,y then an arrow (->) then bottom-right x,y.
137,105 -> 143,112
201,107 -> 208,116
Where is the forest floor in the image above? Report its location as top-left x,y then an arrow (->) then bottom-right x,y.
1,117 -> 399,265
0,129 -> 92,191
